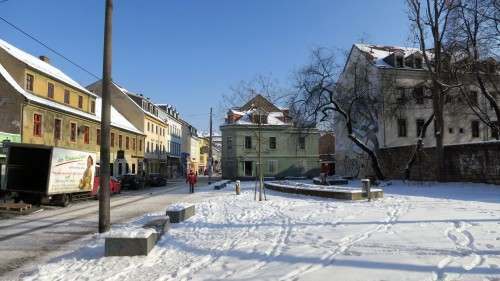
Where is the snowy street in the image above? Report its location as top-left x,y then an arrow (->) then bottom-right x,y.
17,180 -> 500,281
0,177 -> 221,280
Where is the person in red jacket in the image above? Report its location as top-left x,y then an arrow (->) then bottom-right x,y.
186,169 -> 197,193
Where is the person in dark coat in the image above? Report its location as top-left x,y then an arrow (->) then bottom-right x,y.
186,169 -> 197,193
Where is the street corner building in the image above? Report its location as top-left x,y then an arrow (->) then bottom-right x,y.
220,94 -> 320,180
0,38 -> 145,176
335,43 -> 500,180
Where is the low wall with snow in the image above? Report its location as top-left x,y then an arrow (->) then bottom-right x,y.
379,141 -> 500,184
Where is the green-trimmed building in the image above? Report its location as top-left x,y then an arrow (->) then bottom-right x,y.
220,95 -> 320,179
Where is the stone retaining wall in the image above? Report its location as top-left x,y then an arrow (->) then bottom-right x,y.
378,141 -> 500,184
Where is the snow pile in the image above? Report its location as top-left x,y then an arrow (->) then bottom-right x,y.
105,226 -> 156,239
23,180 -> 500,281
167,203 -> 193,211
269,180 -> 382,193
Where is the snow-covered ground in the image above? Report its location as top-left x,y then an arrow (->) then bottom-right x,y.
23,181 -> 500,281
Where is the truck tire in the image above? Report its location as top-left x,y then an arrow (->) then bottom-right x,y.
61,194 -> 71,207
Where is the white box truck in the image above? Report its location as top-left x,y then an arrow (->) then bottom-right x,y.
4,143 -> 97,206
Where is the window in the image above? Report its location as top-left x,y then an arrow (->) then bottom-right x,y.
83,126 -> 90,144
459,128 -> 464,134
147,122 -> 150,132
64,90 -> 70,104
132,164 -> 136,174
491,121 -> 499,139
110,132 -> 115,147
118,135 -> 122,149
416,119 -> 425,137
26,74 -> 34,91
448,127 -> 454,134
147,142 -> 150,153
33,113 -> 42,137
471,120 -> 480,138
132,138 -> 136,150
245,136 -> 252,149
268,160 -> 278,174
47,83 -> 54,99
397,118 -> 407,137
78,96 -> 83,109
396,56 -> 404,68
269,137 -> 276,149
139,139 -> 142,151
468,91 -> 478,106
70,122 -> 77,142
414,87 -> 424,104
54,119 -> 61,140
126,136 -> 130,150
227,136 -> 233,149
397,88 -> 406,104
96,129 -> 101,145
415,58 -> 423,69
299,136 -> 306,149
90,100 -> 96,113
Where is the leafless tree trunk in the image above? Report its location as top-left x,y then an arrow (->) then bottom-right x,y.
291,48 -> 386,180
407,0 -> 459,181
448,0 -> 500,139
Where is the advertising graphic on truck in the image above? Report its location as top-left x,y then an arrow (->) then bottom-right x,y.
47,147 -> 96,194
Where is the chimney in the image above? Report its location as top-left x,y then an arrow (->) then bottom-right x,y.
39,55 -> 50,64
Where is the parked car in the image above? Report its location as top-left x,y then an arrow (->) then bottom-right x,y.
92,170 -> 121,198
120,174 -> 145,190
146,173 -> 167,187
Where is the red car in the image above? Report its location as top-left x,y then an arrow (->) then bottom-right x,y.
92,165 -> 121,197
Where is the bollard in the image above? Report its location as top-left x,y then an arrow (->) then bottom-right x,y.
361,179 -> 371,201
235,180 -> 241,195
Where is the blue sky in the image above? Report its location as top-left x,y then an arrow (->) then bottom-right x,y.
0,1 -> 410,131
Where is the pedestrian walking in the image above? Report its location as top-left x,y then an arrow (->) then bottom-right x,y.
186,169 -> 197,193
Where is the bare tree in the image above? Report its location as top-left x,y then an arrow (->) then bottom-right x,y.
407,0 -> 460,180
447,0 -> 500,139
219,74 -> 289,112
291,48 -> 386,180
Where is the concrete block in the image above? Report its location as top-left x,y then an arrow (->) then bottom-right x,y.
142,216 -> 170,242
105,233 -> 156,257
166,205 -> 195,223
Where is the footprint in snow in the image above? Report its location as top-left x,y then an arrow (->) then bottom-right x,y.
486,244 -> 495,249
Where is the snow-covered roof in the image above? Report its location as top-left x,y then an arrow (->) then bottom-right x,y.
231,108 -> 288,126
112,82 -> 165,123
354,43 -> 426,69
0,62 -> 143,135
0,38 -> 97,97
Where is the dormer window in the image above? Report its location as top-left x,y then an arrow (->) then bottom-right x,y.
415,57 -> 423,69
405,57 -> 414,68
396,55 -> 404,68
252,114 -> 267,124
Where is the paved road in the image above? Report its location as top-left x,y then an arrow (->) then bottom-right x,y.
0,177 -> 220,280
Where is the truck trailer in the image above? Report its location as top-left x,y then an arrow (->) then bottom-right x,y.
2,143 -> 117,206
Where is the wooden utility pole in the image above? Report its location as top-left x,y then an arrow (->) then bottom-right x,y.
258,113 -> 263,201
208,107 -> 213,184
99,0 -> 113,233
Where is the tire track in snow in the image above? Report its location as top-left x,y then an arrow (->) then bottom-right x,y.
432,221 -> 484,281
279,197 -> 409,281
219,200 -> 296,279
164,192 -> 265,281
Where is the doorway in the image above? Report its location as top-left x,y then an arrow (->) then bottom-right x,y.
244,161 -> 253,177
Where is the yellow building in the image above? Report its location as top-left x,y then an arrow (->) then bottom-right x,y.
87,81 -> 168,176
0,38 -> 145,176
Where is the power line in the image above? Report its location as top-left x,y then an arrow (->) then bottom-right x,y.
0,15 -> 100,79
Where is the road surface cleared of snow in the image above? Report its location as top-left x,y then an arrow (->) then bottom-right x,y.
21,181 -> 500,281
